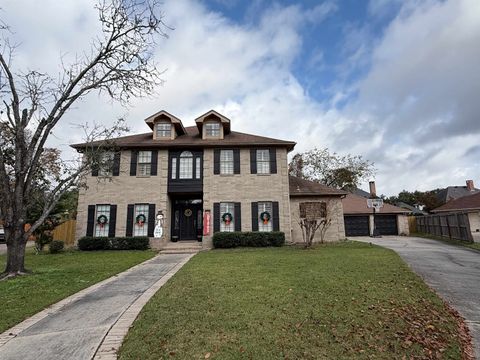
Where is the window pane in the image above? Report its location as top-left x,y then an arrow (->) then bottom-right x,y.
171,157 -> 177,179
95,205 -> 111,237
257,150 -> 270,174
98,152 -> 114,177
220,150 -> 234,174
156,122 -> 171,137
133,204 -> 149,237
258,202 -> 273,232
196,157 -> 201,179
220,202 -> 235,232
206,122 -> 220,137
179,152 -> 193,179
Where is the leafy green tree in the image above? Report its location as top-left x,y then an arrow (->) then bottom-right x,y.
289,148 -> 376,191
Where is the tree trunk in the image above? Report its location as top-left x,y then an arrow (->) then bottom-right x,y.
3,226 -> 28,276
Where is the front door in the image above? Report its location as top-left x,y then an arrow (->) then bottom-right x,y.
172,199 -> 203,241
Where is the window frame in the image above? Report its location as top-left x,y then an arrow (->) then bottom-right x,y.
256,149 -> 270,175
179,151 -> 194,179
220,149 -> 234,175
137,150 -> 152,177
156,121 -> 172,138
205,122 -> 221,137
257,201 -> 273,232
98,152 -> 114,177
133,203 -> 149,237
220,202 -> 235,232
94,204 -> 111,237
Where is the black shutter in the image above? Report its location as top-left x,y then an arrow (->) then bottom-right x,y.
108,205 -> 117,237
233,149 -> 240,174
148,204 -> 156,237
150,150 -> 158,176
234,202 -> 241,232
130,150 -> 138,176
86,205 -> 95,236
272,201 -> 280,231
250,149 -> 257,174
112,152 -> 121,176
213,203 -> 220,233
91,159 -> 99,177
126,204 -> 134,236
213,149 -> 220,174
269,148 -> 277,174
251,202 -> 258,231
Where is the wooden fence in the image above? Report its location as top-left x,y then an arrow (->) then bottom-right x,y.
407,216 -> 417,233
416,213 -> 473,242
53,219 -> 77,246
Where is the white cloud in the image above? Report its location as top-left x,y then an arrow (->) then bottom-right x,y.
1,0 -> 479,195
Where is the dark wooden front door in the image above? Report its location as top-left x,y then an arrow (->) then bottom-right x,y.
172,199 -> 203,241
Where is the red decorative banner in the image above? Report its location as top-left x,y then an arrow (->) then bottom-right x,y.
203,210 -> 211,236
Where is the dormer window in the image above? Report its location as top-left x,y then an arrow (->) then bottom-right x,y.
156,122 -> 171,138
205,122 -> 221,137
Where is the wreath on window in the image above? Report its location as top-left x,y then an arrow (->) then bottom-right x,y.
97,215 -> 108,228
136,214 -> 146,227
260,211 -> 271,225
222,212 -> 233,225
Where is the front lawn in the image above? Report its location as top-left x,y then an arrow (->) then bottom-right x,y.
0,249 -> 155,333
119,242 -> 465,359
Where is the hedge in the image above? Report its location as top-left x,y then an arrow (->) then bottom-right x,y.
49,240 -> 65,254
212,231 -> 285,248
78,237 -> 150,251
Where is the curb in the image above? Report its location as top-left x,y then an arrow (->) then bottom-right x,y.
93,253 -> 195,360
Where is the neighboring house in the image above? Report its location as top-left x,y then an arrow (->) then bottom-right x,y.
431,191 -> 480,240
289,176 -> 347,242
72,109 -> 348,248
395,202 -> 428,216
436,180 -> 479,204
342,182 -> 410,237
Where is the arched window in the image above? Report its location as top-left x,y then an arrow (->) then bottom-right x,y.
179,151 -> 193,179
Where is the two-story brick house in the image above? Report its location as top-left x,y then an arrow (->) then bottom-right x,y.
72,110 -> 305,248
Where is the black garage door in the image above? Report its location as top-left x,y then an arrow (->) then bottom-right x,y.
344,216 -> 370,236
374,215 -> 398,235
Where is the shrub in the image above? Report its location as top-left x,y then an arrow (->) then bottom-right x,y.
78,237 -> 110,251
49,240 -> 65,254
77,236 -> 150,251
213,232 -> 285,249
110,237 -> 150,250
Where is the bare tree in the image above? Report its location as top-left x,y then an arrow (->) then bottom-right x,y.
0,0 -> 168,278
298,201 -> 333,248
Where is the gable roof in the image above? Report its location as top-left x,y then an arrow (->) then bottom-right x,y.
289,176 -> 347,197
352,188 -> 371,198
72,126 -> 296,151
395,202 -> 428,216
431,191 -> 480,213
195,110 -> 231,134
436,186 -> 479,203
143,110 -> 187,135
342,193 -> 410,215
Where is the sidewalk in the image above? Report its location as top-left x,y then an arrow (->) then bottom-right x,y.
0,253 -> 194,360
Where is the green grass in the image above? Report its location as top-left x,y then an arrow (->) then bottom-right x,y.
0,249 -> 155,333
119,242 -> 463,359
412,232 -> 480,251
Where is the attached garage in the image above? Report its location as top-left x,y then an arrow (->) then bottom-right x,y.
374,215 -> 398,235
342,190 -> 410,237
344,216 -> 369,236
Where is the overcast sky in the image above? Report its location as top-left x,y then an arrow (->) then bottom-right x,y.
2,0 -> 479,195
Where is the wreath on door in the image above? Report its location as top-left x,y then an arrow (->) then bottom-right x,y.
136,214 -> 146,226
260,211 -> 270,225
97,215 -> 108,228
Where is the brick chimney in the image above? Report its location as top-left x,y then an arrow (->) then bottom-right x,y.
466,179 -> 475,191
369,181 -> 377,198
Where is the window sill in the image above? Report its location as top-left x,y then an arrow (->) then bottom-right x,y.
256,173 -> 271,176
136,175 -> 151,178
219,173 -> 235,177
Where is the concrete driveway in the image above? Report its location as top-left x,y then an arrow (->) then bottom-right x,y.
355,236 -> 480,358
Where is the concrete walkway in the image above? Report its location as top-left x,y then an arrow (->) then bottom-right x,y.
0,253 -> 194,360
355,236 -> 480,358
